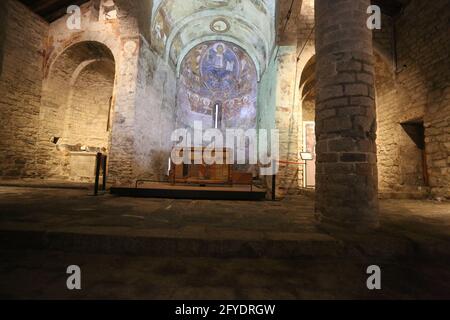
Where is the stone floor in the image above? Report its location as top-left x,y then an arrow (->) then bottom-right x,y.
1,249 -> 450,299
0,186 -> 319,233
0,186 -> 449,299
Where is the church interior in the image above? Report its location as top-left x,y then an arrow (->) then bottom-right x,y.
0,0 -> 449,299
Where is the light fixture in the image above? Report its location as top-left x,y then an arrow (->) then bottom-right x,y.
300,152 -> 313,161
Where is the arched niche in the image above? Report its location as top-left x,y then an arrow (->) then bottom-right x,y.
38,41 -> 116,181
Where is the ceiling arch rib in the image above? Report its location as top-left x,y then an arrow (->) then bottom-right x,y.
151,0 -> 276,80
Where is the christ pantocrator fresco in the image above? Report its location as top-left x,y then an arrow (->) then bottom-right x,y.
177,41 -> 258,131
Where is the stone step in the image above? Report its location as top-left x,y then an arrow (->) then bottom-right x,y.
0,228 -> 349,259
2,226 -> 443,260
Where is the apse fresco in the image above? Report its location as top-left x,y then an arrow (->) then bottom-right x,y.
177,41 -> 258,132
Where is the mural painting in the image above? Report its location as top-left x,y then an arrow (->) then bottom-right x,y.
177,41 -> 258,132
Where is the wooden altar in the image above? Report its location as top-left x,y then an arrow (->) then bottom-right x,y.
111,147 -> 261,200
170,147 -> 232,185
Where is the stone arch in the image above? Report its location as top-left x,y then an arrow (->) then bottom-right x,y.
37,41 -> 117,182
297,54 -> 317,188
299,55 -> 316,102
44,36 -> 119,80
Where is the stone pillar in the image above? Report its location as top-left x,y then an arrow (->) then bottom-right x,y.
314,0 -> 379,229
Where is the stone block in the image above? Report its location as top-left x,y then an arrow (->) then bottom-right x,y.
340,153 -> 368,162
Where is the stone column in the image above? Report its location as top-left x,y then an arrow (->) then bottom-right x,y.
314,0 -> 379,229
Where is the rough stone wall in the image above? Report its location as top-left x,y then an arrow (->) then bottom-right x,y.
0,0 -> 7,76
373,11 -> 429,195
426,86 -> 450,198
374,0 -> 450,198
295,0 -> 449,199
63,60 -> 115,148
134,38 -> 177,182
372,13 -> 394,62
295,0 -> 316,190
257,53 -> 278,136
274,46 -> 301,196
33,0 -> 177,185
302,99 -> 315,122
256,51 -> 278,193
276,0 -> 316,193
38,40 -> 116,180
395,0 -> 450,198
375,53 -> 426,193
36,2 -> 122,181
0,0 -> 49,178
33,0 -> 157,185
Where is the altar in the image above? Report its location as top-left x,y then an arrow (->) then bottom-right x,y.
169,147 -> 232,185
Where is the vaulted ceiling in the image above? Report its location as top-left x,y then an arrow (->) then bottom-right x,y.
151,0 -> 277,80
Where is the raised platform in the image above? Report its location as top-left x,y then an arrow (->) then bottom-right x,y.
110,183 -> 267,201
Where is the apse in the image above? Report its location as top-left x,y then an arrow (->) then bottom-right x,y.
176,41 -> 258,133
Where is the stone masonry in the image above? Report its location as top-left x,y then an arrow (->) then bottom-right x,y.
314,0 -> 379,229
0,0 -> 448,231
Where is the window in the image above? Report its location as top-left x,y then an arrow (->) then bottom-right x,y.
212,101 -> 222,129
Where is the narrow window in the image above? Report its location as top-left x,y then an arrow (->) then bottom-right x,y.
106,96 -> 113,131
212,101 -> 222,129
